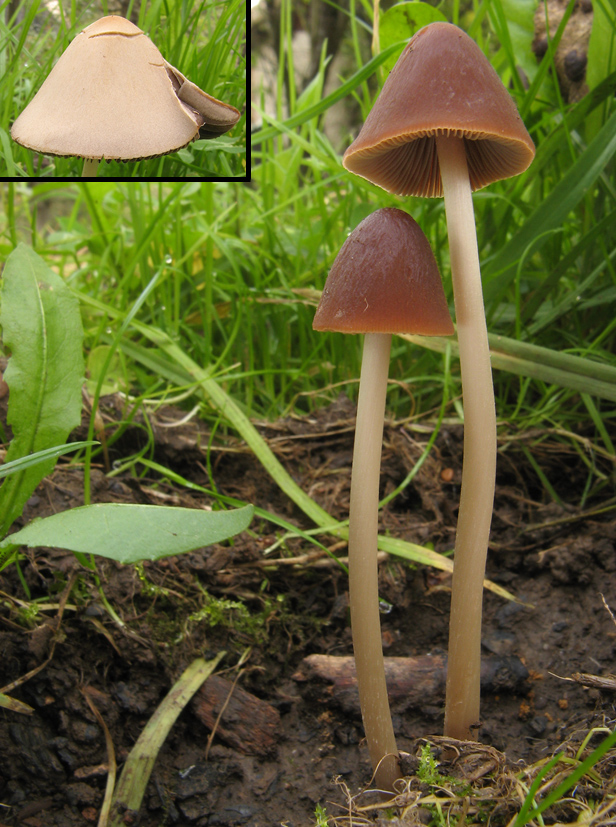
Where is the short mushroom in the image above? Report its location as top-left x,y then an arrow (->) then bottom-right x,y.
10,15 -> 241,177
313,208 -> 454,790
342,22 -> 535,741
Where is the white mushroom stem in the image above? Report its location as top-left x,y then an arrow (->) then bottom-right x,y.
82,158 -> 100,177
436,134 -> 497,741
348,331 -> 400,791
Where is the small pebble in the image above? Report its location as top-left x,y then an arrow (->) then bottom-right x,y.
529,715 -> 547,735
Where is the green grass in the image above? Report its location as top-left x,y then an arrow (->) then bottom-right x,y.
0,0 -> 615,509
1,0 -> 246,178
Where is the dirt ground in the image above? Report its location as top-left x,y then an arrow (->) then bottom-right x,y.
0,394 -> 615,826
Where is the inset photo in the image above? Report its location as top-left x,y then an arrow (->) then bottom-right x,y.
2,0 -> 247,179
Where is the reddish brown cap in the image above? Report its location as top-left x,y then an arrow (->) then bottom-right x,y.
313,208 -> 454,336
343,22 -> 535,197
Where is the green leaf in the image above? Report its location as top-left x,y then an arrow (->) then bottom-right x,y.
514,728 -> 616,826
0,244 -> 85,537
0,503 -> 254,564
529,71 -> 616,179
71,292 -> 519,603
379,3 -> 446,73
0,442 -> 97,479
86,345 -> 124,395
0,129 -> 17,178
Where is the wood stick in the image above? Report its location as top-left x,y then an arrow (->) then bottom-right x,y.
293,653 -> 528,715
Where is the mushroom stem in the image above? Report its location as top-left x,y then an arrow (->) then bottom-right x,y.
436,134 -> 497,741
349,331 -> 400,791
81,158 -> 100,177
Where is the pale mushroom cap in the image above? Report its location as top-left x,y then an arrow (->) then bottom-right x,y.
343,22 -> 535,197
313,208 -> 454,336
11,15 -> 240,161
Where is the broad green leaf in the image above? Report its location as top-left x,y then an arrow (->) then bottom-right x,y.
0,503 -> 254,564
0,244 -> 85,537
379,3 -> 446,72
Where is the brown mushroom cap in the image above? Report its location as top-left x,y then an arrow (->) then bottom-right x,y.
343,22 -> 535,197
313,208 -> 454,336
11,15 -> 240,161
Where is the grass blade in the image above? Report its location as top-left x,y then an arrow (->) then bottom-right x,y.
251,42 -> 404,146
514,728 -> 616,826
484,106 -> 616,302
109,654 -> 225,826
403,331 -> 616,403
0,442 -> 97,479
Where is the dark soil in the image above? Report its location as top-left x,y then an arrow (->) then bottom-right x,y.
0,394 -> 615,826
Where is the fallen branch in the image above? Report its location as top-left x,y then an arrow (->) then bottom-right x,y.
293,654 -> 529,714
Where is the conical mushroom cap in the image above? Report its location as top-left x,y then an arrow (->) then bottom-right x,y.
343,22 -> 535,197
313,208 -> 454,336
11,16 -> 240,161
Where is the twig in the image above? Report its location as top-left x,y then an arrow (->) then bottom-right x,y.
204,669 -> 243,761
570,673 -> 616,692
0,571 -> 77,695
601,593 -> 616,629
82,687 -> 117,827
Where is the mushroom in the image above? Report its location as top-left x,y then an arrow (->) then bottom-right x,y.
313,208 -> 454,790
342,22 -> 535,741
10,15 -> 241,177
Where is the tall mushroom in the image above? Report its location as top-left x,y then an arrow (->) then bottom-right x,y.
342,22 -> 535,741
313,208 -> 454,789
10,16 -> 240,177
